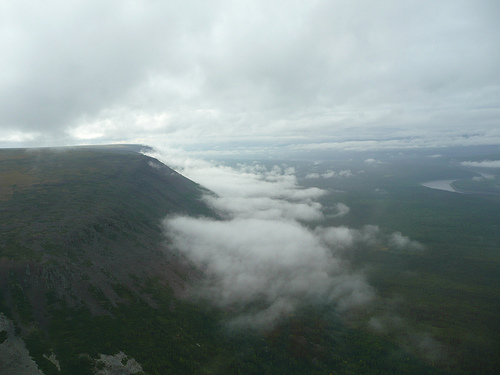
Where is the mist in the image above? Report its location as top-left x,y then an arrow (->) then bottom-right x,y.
165,215 -> 375,329
149,148 -> 427,333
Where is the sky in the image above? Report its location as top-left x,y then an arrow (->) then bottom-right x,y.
1,0 -> 499,156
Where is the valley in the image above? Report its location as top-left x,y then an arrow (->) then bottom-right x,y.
0,145 -> 499,374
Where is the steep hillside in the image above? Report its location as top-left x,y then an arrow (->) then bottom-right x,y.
0,145 -> 216,373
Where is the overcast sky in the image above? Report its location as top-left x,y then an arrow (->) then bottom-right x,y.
1,0 -> 499,155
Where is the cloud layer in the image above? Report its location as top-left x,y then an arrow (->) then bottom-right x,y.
151,150 -> 425,329
165,216 -> 374,329
461,160 -> 500,168
1,0 -> 500,151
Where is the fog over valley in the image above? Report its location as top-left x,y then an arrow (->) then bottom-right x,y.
149,148 -> 460,361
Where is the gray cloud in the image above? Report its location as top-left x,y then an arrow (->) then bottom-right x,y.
1,0 -> 499,151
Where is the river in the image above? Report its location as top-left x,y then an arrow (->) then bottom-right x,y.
420,179 -> 462,193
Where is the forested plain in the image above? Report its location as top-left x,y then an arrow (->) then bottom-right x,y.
295,148 -> 500,374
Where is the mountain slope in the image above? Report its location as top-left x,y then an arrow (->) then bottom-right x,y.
0,145 -> 216,374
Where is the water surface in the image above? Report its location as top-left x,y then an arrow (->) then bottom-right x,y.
420,179 -> 461,193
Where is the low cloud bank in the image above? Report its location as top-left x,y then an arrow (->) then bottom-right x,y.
148,148 -> 424,331
149,150 -> 326,223
165,216 -> 374,329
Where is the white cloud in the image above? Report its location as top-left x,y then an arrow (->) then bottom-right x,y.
165,216 -> 375,329
148,147 -> 326,222
325,203 -> 351,219
322,169 -> 353,178
461,160 -> 500,168
288,132 -> 500,153
316,224 -> 381,254
205,195 -> 325,222
0,130 -> 40,143
305,169 -> 353,179
316,226 -> 356,252
321,170 -> 337,178
151,149 -> 439,363
305,172 -> 320,179
151,149 -> 377,329
338,170 -> 354,178
388,232 -> 425,252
